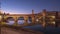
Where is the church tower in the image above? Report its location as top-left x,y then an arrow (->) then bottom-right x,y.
32,9 -> 35,24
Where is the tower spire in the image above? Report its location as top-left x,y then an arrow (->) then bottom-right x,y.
32,9 -> 34,14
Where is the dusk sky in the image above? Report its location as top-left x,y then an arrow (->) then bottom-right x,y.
1,0 -> 60,14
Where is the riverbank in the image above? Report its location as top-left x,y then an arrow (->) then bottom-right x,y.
1,25 -> 43,34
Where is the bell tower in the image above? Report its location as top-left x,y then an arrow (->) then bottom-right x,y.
32,9 -> 34,14
32,9 -> 35,24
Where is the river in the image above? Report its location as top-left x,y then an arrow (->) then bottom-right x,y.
5,21 -> 60,34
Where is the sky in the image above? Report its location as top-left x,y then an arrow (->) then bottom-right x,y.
1,0 -> 60,14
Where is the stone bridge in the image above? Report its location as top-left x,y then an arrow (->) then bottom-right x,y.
0,9 -> 60,27
0,10 -> 39,26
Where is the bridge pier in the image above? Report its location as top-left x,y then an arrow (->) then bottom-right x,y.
24,16 -> 28,26
14,17 -> 18,26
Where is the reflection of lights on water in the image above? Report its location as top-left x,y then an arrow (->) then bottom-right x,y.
18,20 -> 24,24
6,21 -> 14,25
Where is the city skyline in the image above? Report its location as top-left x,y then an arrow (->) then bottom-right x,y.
1,0 -> 60,14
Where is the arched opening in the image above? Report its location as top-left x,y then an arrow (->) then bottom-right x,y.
28,16 -> 32,24
6,17 -> 14,25
17,17 -> 24,24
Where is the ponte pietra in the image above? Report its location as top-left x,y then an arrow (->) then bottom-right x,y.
0,9 -> 60,27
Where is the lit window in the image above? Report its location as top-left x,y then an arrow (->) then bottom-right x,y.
51,16 -> 55,18
52,21 -> 55,24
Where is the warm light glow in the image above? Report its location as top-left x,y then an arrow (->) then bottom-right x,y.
36,19 -> 39,22
0,16 -> 2,21
51,16 -> 55,18
48,16 -> 55,20
48,16 -> 55,18
52,21 -> 55,24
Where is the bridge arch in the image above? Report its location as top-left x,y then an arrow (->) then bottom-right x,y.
17,16 -> 25,24
6,17 -> 14,20
5,17 -> 15,25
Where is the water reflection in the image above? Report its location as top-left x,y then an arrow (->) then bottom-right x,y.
5,20 -> 60,34
23,25 -> 60,34
6,21 -> 14,25
6,20 -> 32,25
18,20 -> 24,24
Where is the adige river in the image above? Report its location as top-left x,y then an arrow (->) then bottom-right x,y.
5,21 -> 60,34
